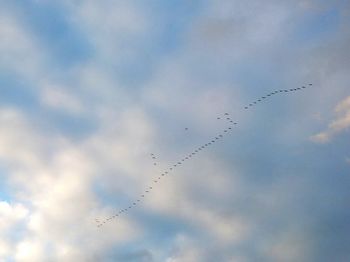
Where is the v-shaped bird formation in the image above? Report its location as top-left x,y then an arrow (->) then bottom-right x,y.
96,84 -> 312,227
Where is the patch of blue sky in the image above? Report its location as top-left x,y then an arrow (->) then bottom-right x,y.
0,71 -> 96,140
137,210 -> 197,240
39,110 -> 97,140
10,1 -> 92,68
0,70 -> 38,110
144,0 -> 205,52
293,7 -> 341,44
114,0 -> 206,87
231,62 -> 286,92
93,180 -> 133,211
104,214 -> 199,260
0,166 -> 12,201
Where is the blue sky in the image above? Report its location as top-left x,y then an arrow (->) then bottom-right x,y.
0,0 -> 349,261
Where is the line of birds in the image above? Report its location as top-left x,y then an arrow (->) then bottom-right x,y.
96,84 -> 311,227
150,153 -> 158,166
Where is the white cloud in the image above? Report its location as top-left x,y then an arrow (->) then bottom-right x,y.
0,105 -> 147,260
15,239 -> 45,262
0,239 -> 11,259
311,96 -> 350,143
0,201 -> 29,260
165,234 -> 204,262
40,84 -> 84,114
0,201 -> 28,230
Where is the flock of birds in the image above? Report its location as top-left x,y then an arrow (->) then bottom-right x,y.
96,84 -> 312,227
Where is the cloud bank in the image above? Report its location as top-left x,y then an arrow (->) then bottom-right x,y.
0,0 -> 349,261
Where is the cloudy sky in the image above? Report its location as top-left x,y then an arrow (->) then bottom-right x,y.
0,0 -> 349,261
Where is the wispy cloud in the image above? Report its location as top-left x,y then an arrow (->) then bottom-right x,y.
311,96 -> 350,143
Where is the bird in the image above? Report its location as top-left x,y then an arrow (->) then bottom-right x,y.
185,128 -> 188,130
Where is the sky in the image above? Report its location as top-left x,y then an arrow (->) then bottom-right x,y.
0,0 -> 349,261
